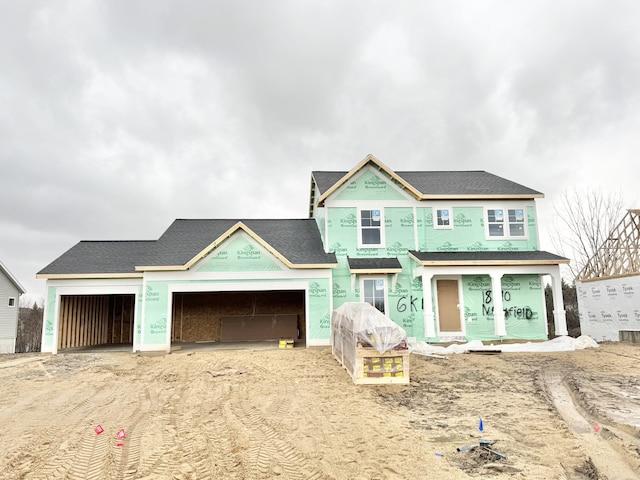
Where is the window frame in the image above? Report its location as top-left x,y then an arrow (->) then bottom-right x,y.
357,208 -> 385,248
8,297 -> 16,308
433,206 -> 454,230
484,206 -> 528,239
360,276 -> 388,314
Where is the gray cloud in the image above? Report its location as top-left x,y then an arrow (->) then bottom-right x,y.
2,0 -> 640,296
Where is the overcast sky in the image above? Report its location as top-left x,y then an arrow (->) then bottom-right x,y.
2,0 -> 640,299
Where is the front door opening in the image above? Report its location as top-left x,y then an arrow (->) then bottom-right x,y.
436,280 -> 461,333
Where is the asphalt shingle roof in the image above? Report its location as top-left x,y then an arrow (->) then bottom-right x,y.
408,250 -> 569,264
312,170 -> 542,197
347,257 -> 403,271
149,219 -> 337,266
38,241 -> 155,275
38,219 -> 336,276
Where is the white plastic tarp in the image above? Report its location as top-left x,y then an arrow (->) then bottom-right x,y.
331,302 -> 407,354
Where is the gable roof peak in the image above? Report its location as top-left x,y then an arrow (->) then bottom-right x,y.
312,154 -> 421,208
0,260 -> 26,294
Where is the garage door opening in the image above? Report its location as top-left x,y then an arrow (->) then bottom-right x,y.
58,295 -> 135,350
171,290 -> 305,344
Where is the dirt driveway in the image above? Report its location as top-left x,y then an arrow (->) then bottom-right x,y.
1,342 -> 639,479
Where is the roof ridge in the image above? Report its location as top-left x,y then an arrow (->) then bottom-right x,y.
79,240 -> 156,243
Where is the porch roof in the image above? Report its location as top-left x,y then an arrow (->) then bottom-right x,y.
347,257 -> 403,274
408,250 -> 569,266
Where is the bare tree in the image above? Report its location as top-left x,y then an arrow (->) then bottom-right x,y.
551,187 -> 625,280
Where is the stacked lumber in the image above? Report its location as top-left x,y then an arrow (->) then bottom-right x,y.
331,302 -> 409,385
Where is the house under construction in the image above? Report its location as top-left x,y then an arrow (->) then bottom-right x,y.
576,209 -> 640,341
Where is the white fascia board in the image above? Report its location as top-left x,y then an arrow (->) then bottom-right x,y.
143,269 -> 333,282
327,199 -> 419,208
326,198 -> 537,209
52,284 -> 141,296
46,278 -> 143,289
420,264 -> 558,277
169,280 -> 311,294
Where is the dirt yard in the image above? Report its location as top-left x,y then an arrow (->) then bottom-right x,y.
1,341 -> 640,479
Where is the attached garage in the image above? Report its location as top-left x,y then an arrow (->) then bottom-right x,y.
171,290 -> 305,344
39,220 -> 336,354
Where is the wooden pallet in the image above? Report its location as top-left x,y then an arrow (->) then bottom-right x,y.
334,344 -> 410,385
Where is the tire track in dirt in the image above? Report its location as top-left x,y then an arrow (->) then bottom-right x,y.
29,361 -> 174,480
542,370 -> 640,480
8,383 -> 117,480
122,364 -> 184,478
228,382 -> 326,480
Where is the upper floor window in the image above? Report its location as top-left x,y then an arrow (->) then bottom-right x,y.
359,209 -> 384,247
434,207 -> 453,230
486,208 -> 526,238
8,297 -> 16,308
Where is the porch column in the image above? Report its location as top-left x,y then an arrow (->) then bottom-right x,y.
550,268 -> 568,336
421,271 -> 436,338
490,272 -> 506,337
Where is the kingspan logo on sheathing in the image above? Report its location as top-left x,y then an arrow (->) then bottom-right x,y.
330,242 -> 348,256
394,282 -> 410,294
467,241 -> 489,252
150,318 -> 167,335
309,282 -> 328,297
400,213 -> 414,227
454,213 -> 473,227
467,276 -> 490,291
211,250 -> 228,261
425,212 -> 434,227
386,242 -> 406,255
401,311 -> 415,329
464,306 -> 478,323
497,241 -> 519,251
436,241 -> 458,252
145,286 -> 160,302
340,213 -> 357,227
319,312 -> 331,329
332,283 -> 347,298
502,276 -> 521,290
356,248 -> 380,257
364,174 -> 387,190
528,278 -> 542,290
237,244 -> 261,260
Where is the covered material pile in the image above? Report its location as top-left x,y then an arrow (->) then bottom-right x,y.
331,302 -> 409,384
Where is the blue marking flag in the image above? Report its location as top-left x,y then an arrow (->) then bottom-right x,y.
479,418 -> 484,432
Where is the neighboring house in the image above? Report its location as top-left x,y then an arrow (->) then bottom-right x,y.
38,155 -> 569,354
576,209 -> 640,341
0,260 -> 26,354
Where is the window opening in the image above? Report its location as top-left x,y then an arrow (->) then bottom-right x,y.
363,278 -> 385,313
360,209 -> 382,245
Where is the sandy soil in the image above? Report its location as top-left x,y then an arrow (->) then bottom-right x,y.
1,341 -> 640,480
